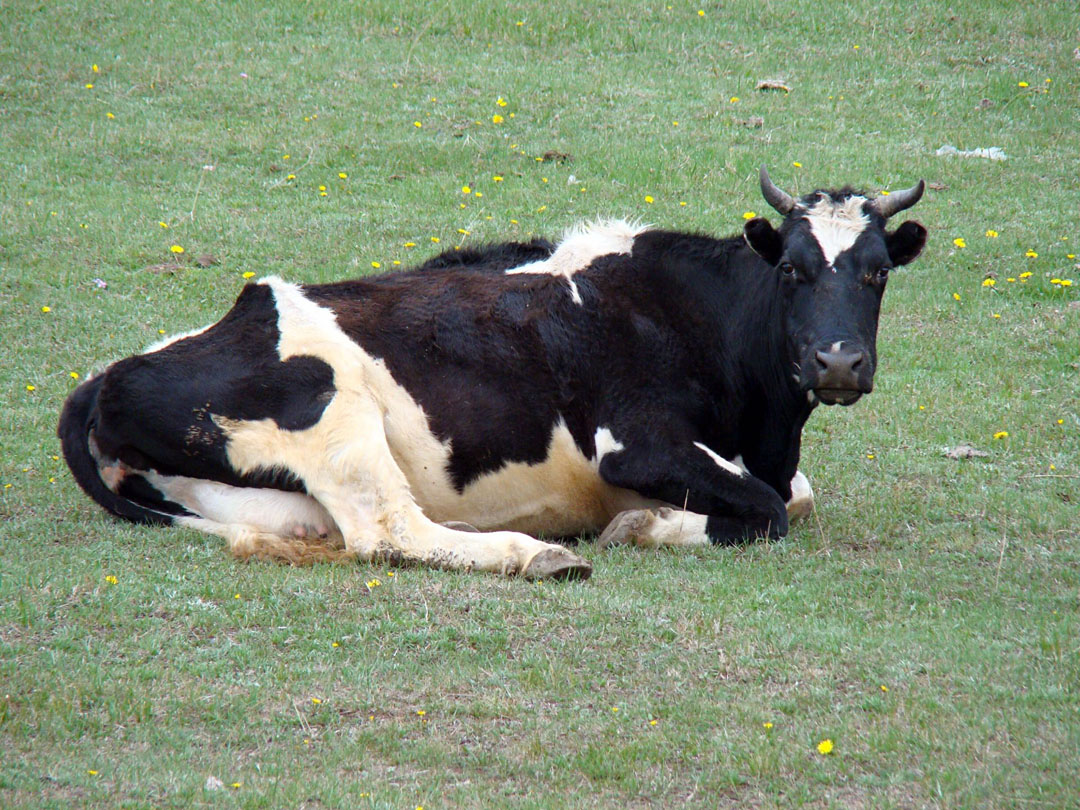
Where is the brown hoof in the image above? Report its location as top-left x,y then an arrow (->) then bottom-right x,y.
597,509 -> 655,548
522,547 -> 593,581
786,498 -> 814,521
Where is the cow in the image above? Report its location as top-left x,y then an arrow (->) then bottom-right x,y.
58,167 -> 926,581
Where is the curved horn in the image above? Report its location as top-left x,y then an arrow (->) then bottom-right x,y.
873,179 -> 925,219
759,166 -> 796,215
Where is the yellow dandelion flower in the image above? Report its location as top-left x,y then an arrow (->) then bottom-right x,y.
492,114 -> 504,124
286,174 -> 295,180
1025,249 -> 1038,258
985,229 -> 999,238
672,120 -> 679,126
644,195 -> 654,204
242,271 -> 255,279
1068,254 -> 1076,260
698,9 -> 705,16
85,83 -> 93,89
311,697 -> 322,704
1050,278 -> 1062,285
992,313 -> 1001,319
69,372 -> 79,379
953,293 -> 961,301
496,96 -> 508,107
880,685 -> 889,692
611,706 -> 619,713
41,305 -> 51,313
1018,81 -> 1029,88
92,64 -> 99,73
1061,279 -> 1073,287
953,237 -> 966,248
416,709 -> 425,716
332,641 -> 340,647
319,191 -> 327,197
1019,271 -> 1032,279
679,201 -> 687,206
866,453 -> 875,459
982,278 -> 996,287
159,221 -> 168,228
106,112 -> 115,119
793,161 -> 803,168
1006,277 -> 1015,283
817,739 -> 834,755
26,384 -> 36,392
283,154 -> 290,160
461,185 -> 471,194
431,236 -> 440,243
105,575 -> 118,585
230,782 -> 241,789
170,245 -> 184,254
371,262 -> 381,269
457,229 -> 469,235
993,431 -> 1009,440
234,593 -> 240,599
88,769 -> 99,775
763,722 -> 773,729
338,172 -> 347,179
413,121 -> 422,128
475,191 -> 483,198
729,96 -> 739,103
743,211 -> 757,220
367,578 -> 381,588
493,175 -> 504,182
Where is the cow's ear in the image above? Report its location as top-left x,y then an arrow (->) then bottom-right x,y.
743,217 -> 783,266
886,220 -> 927,266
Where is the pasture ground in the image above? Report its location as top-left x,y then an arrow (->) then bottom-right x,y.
1,1 -> 1078,807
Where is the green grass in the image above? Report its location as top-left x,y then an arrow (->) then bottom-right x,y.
2,1 -> 1078,807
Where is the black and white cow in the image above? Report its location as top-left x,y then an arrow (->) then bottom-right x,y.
59,168 -> 926,580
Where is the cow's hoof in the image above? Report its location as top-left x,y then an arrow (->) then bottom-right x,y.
597,509 -> 656,548
442,521 -> 481,533
522,547 -> 593,581
786,497 -> 814,521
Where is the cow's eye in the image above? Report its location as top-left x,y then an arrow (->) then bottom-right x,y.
876,266 -> 890,282
779,261 -> 796,277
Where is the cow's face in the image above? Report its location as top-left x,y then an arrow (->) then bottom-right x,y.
745,169 -> 926,406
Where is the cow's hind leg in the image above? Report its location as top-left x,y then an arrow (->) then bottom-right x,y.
216,391 -> 591,579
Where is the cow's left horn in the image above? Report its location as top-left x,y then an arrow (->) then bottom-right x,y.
872,180 -> 925,219
759,166 -> 796,215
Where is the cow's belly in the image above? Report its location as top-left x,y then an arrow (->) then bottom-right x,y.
386,417 -> 655,537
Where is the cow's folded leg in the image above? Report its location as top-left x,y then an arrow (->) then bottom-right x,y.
598,507 -> 710,548
599,437 -> 789,545
786,470 -> 814,521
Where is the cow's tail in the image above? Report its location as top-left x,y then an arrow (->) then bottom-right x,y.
57,374 -> 175,527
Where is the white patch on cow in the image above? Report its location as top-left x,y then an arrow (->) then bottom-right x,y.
143,323 -> 213,354
693,441 -> 746,477
592,426 -> 624,464
830,341 -> 844,354
786,470 -> 815,521
142,469 -> 341,540
506,219 -> 648,304
805,195 -> 869,269
731,454 -> 748,474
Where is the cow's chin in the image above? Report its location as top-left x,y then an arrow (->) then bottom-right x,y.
814,388 -> 863,406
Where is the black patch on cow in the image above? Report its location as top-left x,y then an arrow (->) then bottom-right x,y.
91,284 -> 333,490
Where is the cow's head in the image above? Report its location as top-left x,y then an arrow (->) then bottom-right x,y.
744,167 -> 927,406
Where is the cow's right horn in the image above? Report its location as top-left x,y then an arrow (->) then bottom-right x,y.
759,166 -> 796,215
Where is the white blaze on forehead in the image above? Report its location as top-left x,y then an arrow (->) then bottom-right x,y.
693,441 -> 746,477
506,219 -> 648,304
804,195 -> 870,268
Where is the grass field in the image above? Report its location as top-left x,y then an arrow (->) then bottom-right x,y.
2,1 -> 1078,807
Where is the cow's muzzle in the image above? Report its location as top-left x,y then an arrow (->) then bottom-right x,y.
809,346 -> 872,406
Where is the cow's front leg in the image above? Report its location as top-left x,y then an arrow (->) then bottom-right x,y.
598,439 -> 788,546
